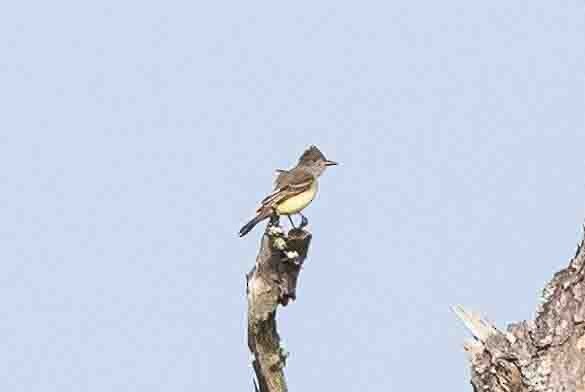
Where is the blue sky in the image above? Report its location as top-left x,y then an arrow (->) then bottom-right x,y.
1,1 -> 584,390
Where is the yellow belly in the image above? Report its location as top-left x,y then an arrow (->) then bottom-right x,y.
275,180 -> 318,215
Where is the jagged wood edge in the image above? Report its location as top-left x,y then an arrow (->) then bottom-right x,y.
454,227 -> 585,392
246,223 -> 312,392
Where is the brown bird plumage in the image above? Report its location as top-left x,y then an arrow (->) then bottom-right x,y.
239,146 -> 337,237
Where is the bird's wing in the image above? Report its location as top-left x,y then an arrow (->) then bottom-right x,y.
273,169 -> 290,187
258,169 -> 315,211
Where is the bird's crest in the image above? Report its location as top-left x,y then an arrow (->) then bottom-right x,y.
298,145 -> 326,163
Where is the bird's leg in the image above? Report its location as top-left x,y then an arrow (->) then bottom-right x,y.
298,212 -> 309,229
269,212 -> 280,226
287,215 -> 297,229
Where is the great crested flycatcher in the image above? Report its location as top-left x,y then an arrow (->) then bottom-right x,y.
239,145 -> 337,237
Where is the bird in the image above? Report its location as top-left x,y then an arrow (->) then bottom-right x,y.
239,145 -> 338,237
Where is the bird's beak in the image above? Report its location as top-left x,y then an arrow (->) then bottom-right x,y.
325,160 -> 338,166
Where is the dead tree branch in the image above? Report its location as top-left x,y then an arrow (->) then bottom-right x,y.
246,221 -> 312,392
454,227 -> 585,391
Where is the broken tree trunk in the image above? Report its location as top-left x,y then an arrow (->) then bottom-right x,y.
246,220 -> 312,392
454,227 -> 585,392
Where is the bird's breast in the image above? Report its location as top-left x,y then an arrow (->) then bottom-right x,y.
275,180 -> 318,215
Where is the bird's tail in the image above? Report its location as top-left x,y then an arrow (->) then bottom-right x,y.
239,209 -> 272,237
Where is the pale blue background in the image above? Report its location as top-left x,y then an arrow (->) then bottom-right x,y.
1,1 -> 584,391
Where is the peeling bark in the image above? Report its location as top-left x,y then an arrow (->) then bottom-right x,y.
455,229 -> 585,391
246,220 -> 312,392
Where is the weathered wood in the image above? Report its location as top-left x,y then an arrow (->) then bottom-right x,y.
246,221 -> 312,392
455,229 -> 585,391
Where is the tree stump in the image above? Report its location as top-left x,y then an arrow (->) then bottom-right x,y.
246,221 -> 312,392
455,229 -> 585,391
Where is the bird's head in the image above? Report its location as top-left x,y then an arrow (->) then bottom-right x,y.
298,145 -> 338,177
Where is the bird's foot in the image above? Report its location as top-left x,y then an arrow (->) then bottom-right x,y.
299,213 -> 309,229
269,214 -> 280,226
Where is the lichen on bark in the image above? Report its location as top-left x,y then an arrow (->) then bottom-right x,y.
455,229 -> 585,391
246,221 -> 312,392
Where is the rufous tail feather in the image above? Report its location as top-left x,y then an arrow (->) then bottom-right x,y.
239,209 -> 272,237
